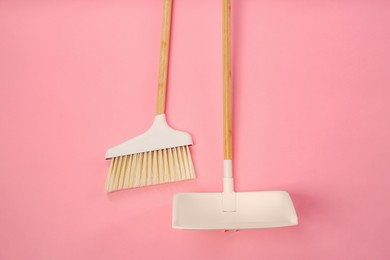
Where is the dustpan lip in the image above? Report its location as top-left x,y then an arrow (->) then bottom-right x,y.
172,222 -> 298,231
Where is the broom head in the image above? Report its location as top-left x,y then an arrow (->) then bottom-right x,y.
105,114 -> 195,192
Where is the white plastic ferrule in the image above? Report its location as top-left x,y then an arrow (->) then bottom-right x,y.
224,160 -> 233,178
223,160 -> 234,193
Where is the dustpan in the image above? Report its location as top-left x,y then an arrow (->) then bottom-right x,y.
172,0 -> 298,230
173,191 -> 297,230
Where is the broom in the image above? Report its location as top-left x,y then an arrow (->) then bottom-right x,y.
105,0 -> 195,192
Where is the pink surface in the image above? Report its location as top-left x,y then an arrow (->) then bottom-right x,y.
1,0 -> 390,259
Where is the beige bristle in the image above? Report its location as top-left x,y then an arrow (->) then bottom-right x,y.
105,146 -> 195,192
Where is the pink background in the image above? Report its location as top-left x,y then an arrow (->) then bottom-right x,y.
1,0 -> 390,259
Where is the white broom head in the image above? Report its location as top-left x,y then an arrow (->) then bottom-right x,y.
105,114 -> 195,192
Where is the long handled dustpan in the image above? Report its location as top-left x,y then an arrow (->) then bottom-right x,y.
172,0 -> 298,230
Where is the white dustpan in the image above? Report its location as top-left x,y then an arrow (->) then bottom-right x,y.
172,0 -> 298,230
172,164 -> 298,230
173,191 -> 298,230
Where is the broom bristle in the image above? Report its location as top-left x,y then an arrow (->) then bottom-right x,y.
105,145 -> 195,192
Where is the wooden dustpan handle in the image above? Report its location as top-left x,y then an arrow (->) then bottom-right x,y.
223,0 -> 232,160
156,0 -> 173,115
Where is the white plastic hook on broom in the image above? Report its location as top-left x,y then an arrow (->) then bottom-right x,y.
171,0 -> 298,230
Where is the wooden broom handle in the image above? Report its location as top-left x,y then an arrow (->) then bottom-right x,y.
156,0 -> 173,115
223,0 -> 232,160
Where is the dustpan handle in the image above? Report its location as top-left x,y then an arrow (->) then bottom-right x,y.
223,0 -> 232,161
222,0 -> 234,194
156,0 -> 173,115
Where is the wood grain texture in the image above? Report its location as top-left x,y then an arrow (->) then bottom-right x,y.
223,0 -> 232,160
156,0 -> 173,115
